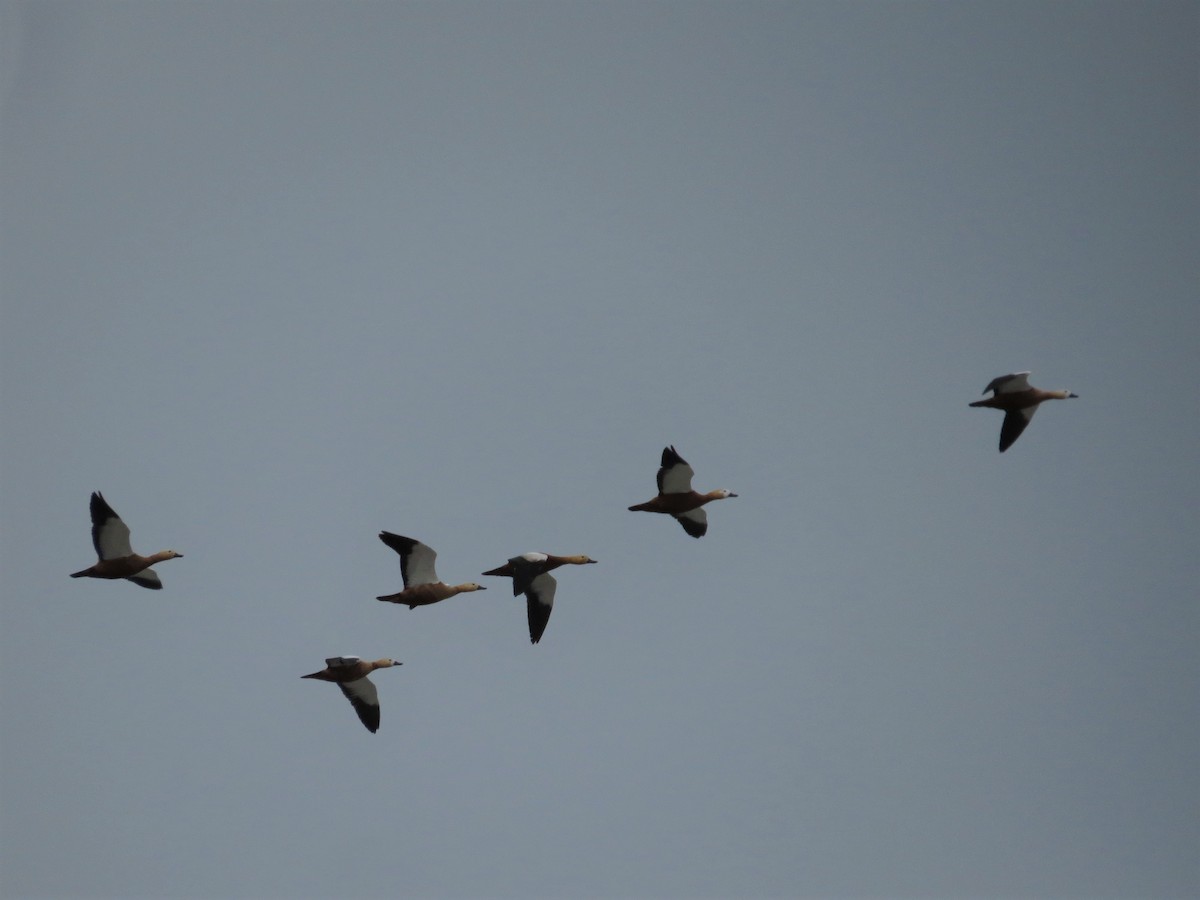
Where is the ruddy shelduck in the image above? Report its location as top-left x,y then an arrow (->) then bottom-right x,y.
482,552 -> 597,644
375,531 -> 487,608
969,372 -> 1078,452
628,445 -> 737,538
301,656 -> 401,733
69,492 -> 183,589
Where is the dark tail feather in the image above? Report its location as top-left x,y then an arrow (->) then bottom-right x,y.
69,568 -> 91,578
377,594 -> 421,610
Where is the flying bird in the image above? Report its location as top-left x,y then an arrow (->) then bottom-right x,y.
301,656 -> 401,733
69,492 -> 183,589
482,552 -> 597,644
375,532 -> 486,608
628,445 -> 737,538
969,372 -> 1078,452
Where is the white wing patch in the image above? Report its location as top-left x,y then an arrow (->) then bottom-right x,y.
325,656 -> 362,668
404,542 -> 439,586
988,371 -> 1032,394
96,516 -> 135,559
339,677 -> 382,731
527,572 -> 557,609
126,569 -> 162,589
516,552 -> 548,564
340,676 -> 379,708
524,573 -> 557,644
659,461 -> 695,495
673,507 -> 708,538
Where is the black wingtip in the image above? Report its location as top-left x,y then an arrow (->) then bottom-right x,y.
661,445 -> 687,467
89,491 -> 119,524
378,531 -> 419,555
675,517 -> 707,539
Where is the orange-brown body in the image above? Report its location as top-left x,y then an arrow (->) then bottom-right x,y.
627,446 -> 737,538
969,372 -> 1078,452
482,552 -> 597,598
377,582 -> 480,609
301,658 -> 395,683
628,490 -> 730,515
969,388 -> 1068,412
482,553 -> 595,579
70,550 -> 182,581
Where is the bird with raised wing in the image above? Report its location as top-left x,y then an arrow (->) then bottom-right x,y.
375,532 -> 486,608
301,656 -> 401,733
628,445 -> 737,538
69,492 -> 183,589
969,372 -> 1078,452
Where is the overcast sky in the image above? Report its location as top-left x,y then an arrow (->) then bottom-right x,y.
2,2 -> 1197,898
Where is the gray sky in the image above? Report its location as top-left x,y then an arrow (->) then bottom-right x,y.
1,2 -> 1196,898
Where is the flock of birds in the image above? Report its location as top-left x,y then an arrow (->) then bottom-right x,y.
69,371 -> 1077,733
